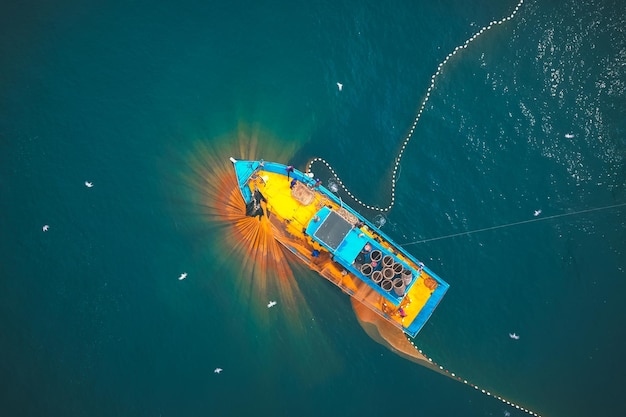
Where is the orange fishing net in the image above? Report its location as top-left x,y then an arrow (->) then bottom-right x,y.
351,298 -> 451,377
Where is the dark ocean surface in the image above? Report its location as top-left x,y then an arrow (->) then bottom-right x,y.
2,1 -> 625,416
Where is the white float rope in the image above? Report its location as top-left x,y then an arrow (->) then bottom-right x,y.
307,0 -> 526,213
309,3 -> 541,414
405,335 -> 543,417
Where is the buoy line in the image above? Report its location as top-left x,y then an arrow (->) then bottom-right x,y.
307,1 -> 545,415
307,0 -> 526,213
404,336 -> 543,417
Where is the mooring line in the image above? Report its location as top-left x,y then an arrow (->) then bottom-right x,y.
401,201 -> 626,246
308,0 -> 526,213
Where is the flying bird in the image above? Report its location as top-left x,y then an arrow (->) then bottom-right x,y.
533,209 -> 542,217
42,225 -> 49,232
214,368 -> 223,374
564,133 -> 575,139
267,301 -> 277,308
85,181 -> 94,188
336,82 -> 343,91
509,333 -> 520,340
178,272 -> 187,280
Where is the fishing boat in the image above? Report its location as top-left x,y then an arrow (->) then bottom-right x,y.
230,158 -> 449,337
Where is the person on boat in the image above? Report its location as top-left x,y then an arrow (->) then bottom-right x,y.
245,188 -> 267,220
286,165 -> 294,179
290,178 -> 297,189
314,178 -> 322,188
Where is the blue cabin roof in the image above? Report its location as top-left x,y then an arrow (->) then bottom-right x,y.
307,207 -> 363,261
232,158 -> 450,337
306,206 -> 420,306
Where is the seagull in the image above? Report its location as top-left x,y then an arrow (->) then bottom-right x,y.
533,209 -> 542,217
267,301 -> 277,308
509,333 -> 520,340
85,181 -> 94,188
214,368 -> 223,374
42,225 -> 49,232
178,272 -> 187,280
564,133 -> 575,139
336,82 -> 343,91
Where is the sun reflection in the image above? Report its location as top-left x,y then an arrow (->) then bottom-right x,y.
182,131 -> 307,321
176,129 -> 345,380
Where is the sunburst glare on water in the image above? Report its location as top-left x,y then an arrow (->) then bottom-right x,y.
173,127 -> 344,379
181,131 -> 304,324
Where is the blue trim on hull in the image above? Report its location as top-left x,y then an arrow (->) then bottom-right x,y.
230,158 -> 449,338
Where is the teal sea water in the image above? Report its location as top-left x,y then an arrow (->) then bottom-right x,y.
2,1 -> 625,416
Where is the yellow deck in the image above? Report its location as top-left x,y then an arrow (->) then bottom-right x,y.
248,170 -> 438,334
